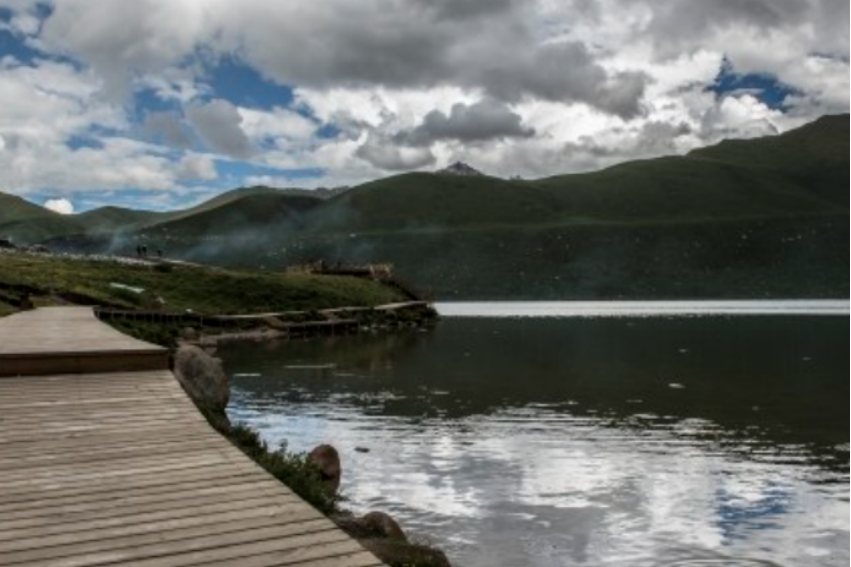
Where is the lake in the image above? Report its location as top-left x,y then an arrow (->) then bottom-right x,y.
222,302 -> 849,567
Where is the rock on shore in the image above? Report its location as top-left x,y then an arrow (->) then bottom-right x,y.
173,345 -> 230,430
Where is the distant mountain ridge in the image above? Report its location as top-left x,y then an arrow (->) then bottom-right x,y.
439,161 -> 485,177
2,115 -> 848,299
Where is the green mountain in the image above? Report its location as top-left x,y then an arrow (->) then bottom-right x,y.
143,192 -> 322,238
75,207 -> 167,232
3,115 -> 848,298
0,193 -> 82,244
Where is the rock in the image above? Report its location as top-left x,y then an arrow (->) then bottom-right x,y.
307,444 -> 341,496
438,161 -> 484,177
180,327 -> 199,341
361,539 -> 452,567
362,511 -> 407,541
173,345 -> 230,430
334,511 -> 407,542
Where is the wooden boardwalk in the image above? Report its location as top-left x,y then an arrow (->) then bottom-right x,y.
0,308 -> 383,567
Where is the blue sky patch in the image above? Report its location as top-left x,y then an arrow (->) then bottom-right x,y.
217,160 -> 325,186
205,55 -> 296,110
711,59 -> 801,110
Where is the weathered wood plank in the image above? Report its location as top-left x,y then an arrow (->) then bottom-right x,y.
0,464 -> 255,507
0,504 -> 323,555
0,308 -> 382,567
0,518 -> 332,567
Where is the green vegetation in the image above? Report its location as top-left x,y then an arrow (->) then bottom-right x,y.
2,115 -> 847,298
143,192 -> 321,238
0,300 -> 16,317
0,252 -> 406,314
228,424 -> 341,515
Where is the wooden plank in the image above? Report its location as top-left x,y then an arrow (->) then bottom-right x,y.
75,532 -> 361,567
0,352 -> 170,377
0,488 -> 301,532
0,308 -> 384,567
0,518 -> 332,567
0,504 -> 322,555
0,475 -> 281,518
0,454 -> 253,490
0,497 -> 316,543
0,448 -> 245,480
0,442 -> 239,473
0,464 -> 255,507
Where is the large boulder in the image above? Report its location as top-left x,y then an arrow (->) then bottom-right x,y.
362,512 -> 407,541
335,511 -> 407,542
308,444 -> 342,496
173,345 -> 230,430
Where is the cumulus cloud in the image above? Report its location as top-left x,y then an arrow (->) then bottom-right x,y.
143,111 -> 193,149
355,134 -> 436,172
399,100 -> 535,146
43,198 -> 75,214
177,154 -> 217,181
185,99 -> 255,160
5,0 -> 649,115
238,107 -> 317,145
0,0 -> 847,198
231,1 -> 648,116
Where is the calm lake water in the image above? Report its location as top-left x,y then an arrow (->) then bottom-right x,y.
223,302 -> 849,567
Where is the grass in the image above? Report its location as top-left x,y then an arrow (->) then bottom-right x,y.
0,251 -> 406,314
227,424 -> 342,515
225,423 -> 450,566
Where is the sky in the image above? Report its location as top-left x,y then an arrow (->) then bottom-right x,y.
0,0 -> 848,214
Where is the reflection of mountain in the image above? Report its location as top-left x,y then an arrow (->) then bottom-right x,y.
222,316 -> 847,474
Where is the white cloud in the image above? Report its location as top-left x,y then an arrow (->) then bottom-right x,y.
0,0 -> 846,199
0,136 -> 182,194
238,107 -> 317,144
0,57 -> 124,146
43,198 -> 75,215
185,99 -> 255,159
177,154 -> 217,181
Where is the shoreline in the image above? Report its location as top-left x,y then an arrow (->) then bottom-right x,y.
175,325 -> 451,567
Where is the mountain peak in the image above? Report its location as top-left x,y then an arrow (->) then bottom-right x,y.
439,161 -> 485,177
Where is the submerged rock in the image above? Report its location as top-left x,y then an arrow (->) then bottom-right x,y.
308,444 -> 342,496
173,345 -> 230,430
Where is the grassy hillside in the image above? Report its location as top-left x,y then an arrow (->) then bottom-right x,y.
313,173 -> 560,231
5,115 -> 848,299
0,192 -> 82,244
135,116 -> 848,298
75,207 -> 167,232
0,186 -> 298,245
144,192 -> 322,238
0,251 -> 405,314
306,115 -> 847,233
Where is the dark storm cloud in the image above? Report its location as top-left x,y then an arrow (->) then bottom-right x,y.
354,133 -> 436,171
637,0 -> 814,45
412,0 -> 515,20
239,1 -> 648,117
398,100 -> 535,146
